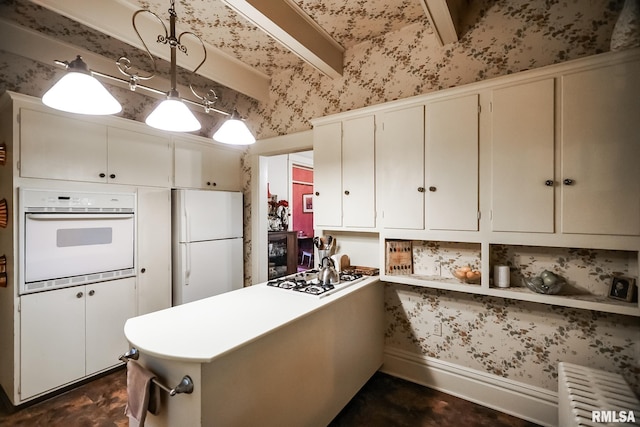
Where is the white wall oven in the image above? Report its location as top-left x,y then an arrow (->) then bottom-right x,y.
19,189 -> 135,295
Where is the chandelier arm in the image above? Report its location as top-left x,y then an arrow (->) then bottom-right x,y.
176,30 -> 218,109
117,9 -> 168,83
90,70 -> 230,116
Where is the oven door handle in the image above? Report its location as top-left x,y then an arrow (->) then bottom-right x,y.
26,213 -> 134,220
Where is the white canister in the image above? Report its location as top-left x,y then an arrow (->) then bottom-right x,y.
494,265 -> 510,288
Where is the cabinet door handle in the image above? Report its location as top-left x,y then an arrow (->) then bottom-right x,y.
344,190 -> 350,195
76,292 -> 83,298
99,173 -> 106,178
109,173 -> 116,179
545,180 -> 554,186
212,182 -> 217,187
315,191 -> 320,196
140,268 -> 146,274
417,187 -> 425,193
563,178 -> 574,185
429,186 -> 437,192
88,290 -> 95,296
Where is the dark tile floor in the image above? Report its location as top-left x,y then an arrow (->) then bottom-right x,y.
0,369 -> 540,426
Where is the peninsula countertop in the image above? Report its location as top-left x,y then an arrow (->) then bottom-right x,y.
123,276 -> 380,363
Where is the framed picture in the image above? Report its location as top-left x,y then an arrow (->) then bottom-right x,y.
608,276 -> 636,302
302,194 -> 313,213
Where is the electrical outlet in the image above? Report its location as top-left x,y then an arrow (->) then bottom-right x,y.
433,322 -> 442,337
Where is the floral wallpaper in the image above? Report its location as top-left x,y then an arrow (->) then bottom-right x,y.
384,283 -> 639,394
387,242 -> 640,395
256,0 -> 627,136
1,0 -> 638,401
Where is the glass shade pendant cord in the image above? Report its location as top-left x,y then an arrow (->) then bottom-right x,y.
42,0 -> 255,144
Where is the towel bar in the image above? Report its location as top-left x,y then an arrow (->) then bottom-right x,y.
119,348 -> 194,396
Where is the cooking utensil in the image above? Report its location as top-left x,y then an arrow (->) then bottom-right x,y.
319,256 -> 339,285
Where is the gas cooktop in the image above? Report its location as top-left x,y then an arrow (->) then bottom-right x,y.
266,270 -> 364,298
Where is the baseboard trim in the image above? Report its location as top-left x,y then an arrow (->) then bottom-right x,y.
381,347 -> 558,427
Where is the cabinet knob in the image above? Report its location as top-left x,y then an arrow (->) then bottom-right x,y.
315,191 -> 320,196
76,292 -> 83,298
429,186 -> 437,192
545,180 -> 554,186
212,182 -> 217,187
99,173 -> 106,178
88,290 -> 95,296
206,182 -> 211,186
140,268 -> 146,274
563,178 -> 574,185
417,187 -> 425,193
109,174 -> 116,179
344,190 -> 350,195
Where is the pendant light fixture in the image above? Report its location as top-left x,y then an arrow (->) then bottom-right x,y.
42,0 -> 255,144
213,109 -> 256,145
42,56 -> 122,115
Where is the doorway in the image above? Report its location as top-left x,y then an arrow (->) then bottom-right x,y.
265,151 -> 314,279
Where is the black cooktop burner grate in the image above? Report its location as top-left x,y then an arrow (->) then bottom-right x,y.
266,270 -> 364,297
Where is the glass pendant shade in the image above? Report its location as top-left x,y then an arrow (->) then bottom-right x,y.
42,70 -> 122,115
213,110 -> 256,145
145,97 -> 201,132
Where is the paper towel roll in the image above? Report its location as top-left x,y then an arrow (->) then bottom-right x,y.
494,265 -> 510,288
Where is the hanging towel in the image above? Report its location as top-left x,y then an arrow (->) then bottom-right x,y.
125,360 -> 161,427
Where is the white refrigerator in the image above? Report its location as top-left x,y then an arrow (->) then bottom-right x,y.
172,189 -> 244,305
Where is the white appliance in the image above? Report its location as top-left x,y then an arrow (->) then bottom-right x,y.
172,189 -> 243,305
19,188 -> 136,295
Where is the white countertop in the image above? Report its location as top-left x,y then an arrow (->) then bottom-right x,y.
124,276 -> 380,363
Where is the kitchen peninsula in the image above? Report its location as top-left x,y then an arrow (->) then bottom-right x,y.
123,276 -> 383,426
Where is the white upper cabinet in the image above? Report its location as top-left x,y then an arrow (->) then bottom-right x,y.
426,94 -> 479,231
107,127 -> 171,187
20,109 -> 107,183
20,109 -> 172,187
560,60 -> 640,236
313,116 -> 376,229
342,115 -> 376,228
378,105 -> 425,229
490,79 -> 555,233
174,138 -> 242,191
313,122 -> 343,228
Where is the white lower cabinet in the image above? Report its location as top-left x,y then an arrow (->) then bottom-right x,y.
20,278 -> 136,399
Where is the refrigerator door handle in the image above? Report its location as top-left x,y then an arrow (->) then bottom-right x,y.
184,208 -> 190,243
185,243 -> 191,284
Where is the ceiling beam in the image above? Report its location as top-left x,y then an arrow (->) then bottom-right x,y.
420,0 -> 465,46
28,0 -> 271,102
220,0 -> 344,79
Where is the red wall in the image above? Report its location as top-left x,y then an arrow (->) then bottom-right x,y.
292,167 -> 314,237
